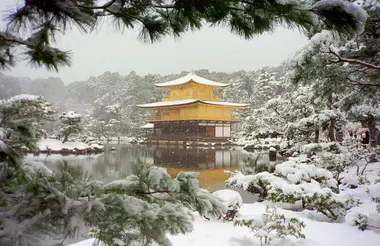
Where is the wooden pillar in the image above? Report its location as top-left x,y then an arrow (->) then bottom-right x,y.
197,120 -> 200,138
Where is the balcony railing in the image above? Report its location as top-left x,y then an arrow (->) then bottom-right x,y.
146,115 -> 241,122
147,116 -> 161,121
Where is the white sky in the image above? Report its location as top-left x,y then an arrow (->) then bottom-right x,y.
1,0 -> 309,84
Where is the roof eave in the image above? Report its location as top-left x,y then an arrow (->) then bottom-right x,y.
137,101 -> 200,108
154,80 -> 228,88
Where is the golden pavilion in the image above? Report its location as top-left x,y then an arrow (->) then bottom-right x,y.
137,71 -> 248,143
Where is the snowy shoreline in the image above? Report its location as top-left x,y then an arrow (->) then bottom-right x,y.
32,139 -> 104,155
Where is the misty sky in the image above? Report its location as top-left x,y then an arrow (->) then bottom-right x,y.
1,0 -> 309,84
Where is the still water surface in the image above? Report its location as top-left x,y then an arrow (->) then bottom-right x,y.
27,144 -> 285,202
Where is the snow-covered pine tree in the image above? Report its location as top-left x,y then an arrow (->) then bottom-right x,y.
243,71 -> 341,144
3,94 -> 54,139
242,69 -> 287,139
58,111 -> 82,143
1,96 -> 226,246
288,1 -> 380,145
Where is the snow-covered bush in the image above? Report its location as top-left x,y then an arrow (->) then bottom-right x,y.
91,162 -> 225,245
227,161 -> 360,220
234,205 -> 305,245
212,189 -> 242,220
368,182 -> 380,213
300,142 -> 343,154
302,193 -> 360,220
346,211 -> 368,231
313,152 -> 356,188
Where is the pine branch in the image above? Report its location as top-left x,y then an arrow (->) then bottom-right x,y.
350,82 -> 380,88
272,106 -> 281,116
0,0 -> 369,71
346,77 -> 380,88
0,210 -> 51,238
136,189 -> 170,195
0,32 -> 33,47
2,200 -> 29,218
77,0 -> 119,10
328,47 -> 380,71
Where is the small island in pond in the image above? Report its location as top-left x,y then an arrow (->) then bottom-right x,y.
34,139 -> 104,155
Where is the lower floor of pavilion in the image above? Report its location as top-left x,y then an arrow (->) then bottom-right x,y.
145,120 -> 240,143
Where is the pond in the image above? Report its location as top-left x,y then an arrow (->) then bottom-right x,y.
26,143 -> 286,202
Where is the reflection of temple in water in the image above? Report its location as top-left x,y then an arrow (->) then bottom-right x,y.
152,146 -> 239,169
152,146 -> 241,188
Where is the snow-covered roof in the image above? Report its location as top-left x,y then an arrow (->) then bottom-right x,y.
155,71 -> 228,88
138,99 -> 197,108
137,99 -> 248,108
202,101 -> 248,107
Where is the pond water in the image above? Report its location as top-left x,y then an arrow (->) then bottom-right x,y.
26,143 -> 286,202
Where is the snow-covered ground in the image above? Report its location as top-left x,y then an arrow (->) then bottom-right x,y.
70,160 -> 380,246
233,137 -> 282,149
70,202 -> 380,246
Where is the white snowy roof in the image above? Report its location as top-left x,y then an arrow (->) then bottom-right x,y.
202,101 -> 248,107
137,99 -> 248,108
138,99 -> 197,108
155,71 -> 228,88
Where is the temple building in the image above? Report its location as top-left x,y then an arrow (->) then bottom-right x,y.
137,71 -> 248,143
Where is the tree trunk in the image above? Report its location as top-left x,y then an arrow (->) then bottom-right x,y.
269,149 -> 276,162
327,94 -> 335,142
314,129 -> 319,143
117,136 -> 121,144
336,128 -> 343,143
62,134 -> 69,143
62,129 -> 71,143
328,118 -> 336,142
368,114 -> 376,147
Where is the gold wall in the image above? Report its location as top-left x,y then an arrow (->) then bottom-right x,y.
149,103 -> 240,122
162,82 -> 222,101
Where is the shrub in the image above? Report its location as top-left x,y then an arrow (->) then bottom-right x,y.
234,205 -> 305,245
227,161 -> 360,220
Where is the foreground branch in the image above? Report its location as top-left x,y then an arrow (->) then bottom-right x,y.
346,77 -> 380,88
0,32 -> 33,47
136,190 -> 170,195
328,47 -> 380,71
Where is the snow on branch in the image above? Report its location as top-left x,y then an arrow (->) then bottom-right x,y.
346,77 -> 380,88
328,47 -> 380,71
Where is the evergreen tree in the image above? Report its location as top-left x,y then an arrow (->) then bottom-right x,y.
0,0 -> 368,71
58,111 -> 82,143
289,1 -> 380,146
1,96 -> 226,246
1,94 -> 55,139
